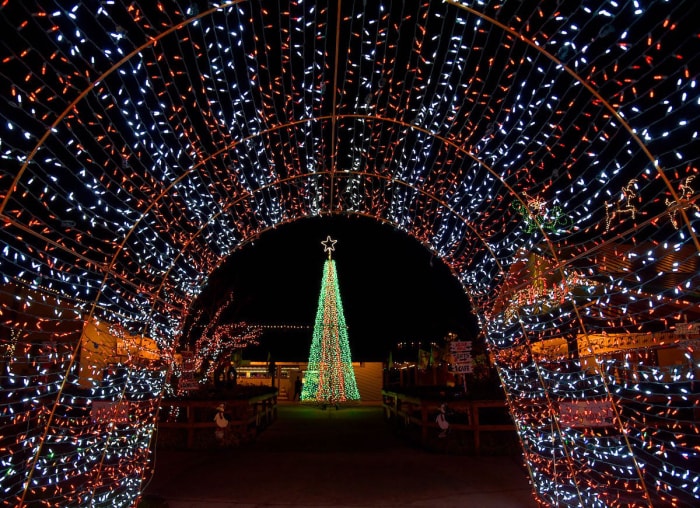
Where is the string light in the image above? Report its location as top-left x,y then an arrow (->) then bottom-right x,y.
301,237 -> 360,405
189,293 -> 262,380
511,193 -> 572,233
666,176 -> 699,229
0,1 -> 697,507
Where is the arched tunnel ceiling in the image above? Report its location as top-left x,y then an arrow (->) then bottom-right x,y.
2,0 -> 698,343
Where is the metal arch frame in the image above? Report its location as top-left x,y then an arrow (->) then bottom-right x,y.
2,0 -> 695,320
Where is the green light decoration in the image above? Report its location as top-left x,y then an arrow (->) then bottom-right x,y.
301,236 -> 361,405
512,193 -> 572,233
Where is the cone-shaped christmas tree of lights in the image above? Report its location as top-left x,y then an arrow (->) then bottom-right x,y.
301,236 -> 361,405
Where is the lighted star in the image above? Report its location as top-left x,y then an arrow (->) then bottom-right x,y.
321,236 -> 337,255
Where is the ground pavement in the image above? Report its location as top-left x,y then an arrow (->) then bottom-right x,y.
140,402 -> 538,508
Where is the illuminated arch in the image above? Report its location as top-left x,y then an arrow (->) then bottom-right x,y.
1,1 -> 698,506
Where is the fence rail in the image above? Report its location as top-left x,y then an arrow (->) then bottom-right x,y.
157,392 -> 277,448
381,389 -> 516,454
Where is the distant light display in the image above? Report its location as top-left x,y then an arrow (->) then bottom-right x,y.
184,292 -> 262,382
0,1 -> 698,507
301,237 -> 360,404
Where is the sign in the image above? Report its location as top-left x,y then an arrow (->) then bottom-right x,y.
179,351 -> 199,391
91,400 -> 131,424
449,341 -> 472,352
676,323 -> 700,335
448,341 -> 473,373
453,352 -> 472,363
450,363 -> 473,374
559,399 -> 615,428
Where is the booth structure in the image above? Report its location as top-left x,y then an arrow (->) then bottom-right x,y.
234,361 -> 384,403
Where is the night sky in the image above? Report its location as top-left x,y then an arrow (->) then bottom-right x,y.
193,215 -> 478,362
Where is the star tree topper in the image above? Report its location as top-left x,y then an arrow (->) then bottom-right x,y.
321,235 -> 337,258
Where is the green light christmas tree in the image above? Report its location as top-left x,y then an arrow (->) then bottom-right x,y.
301,236 -> 361,406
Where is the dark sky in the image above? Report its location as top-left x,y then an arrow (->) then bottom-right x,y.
194,215 -> 478,362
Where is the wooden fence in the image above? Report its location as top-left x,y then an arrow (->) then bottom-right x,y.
157,392 -> 277,448
381,389 -> 517,454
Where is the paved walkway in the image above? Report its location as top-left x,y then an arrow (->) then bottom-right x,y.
140,403 -> 538,508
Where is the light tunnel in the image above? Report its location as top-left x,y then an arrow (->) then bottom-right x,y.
1,1 -> 699,506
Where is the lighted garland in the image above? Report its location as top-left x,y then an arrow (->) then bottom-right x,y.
0,1 -> 698,507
